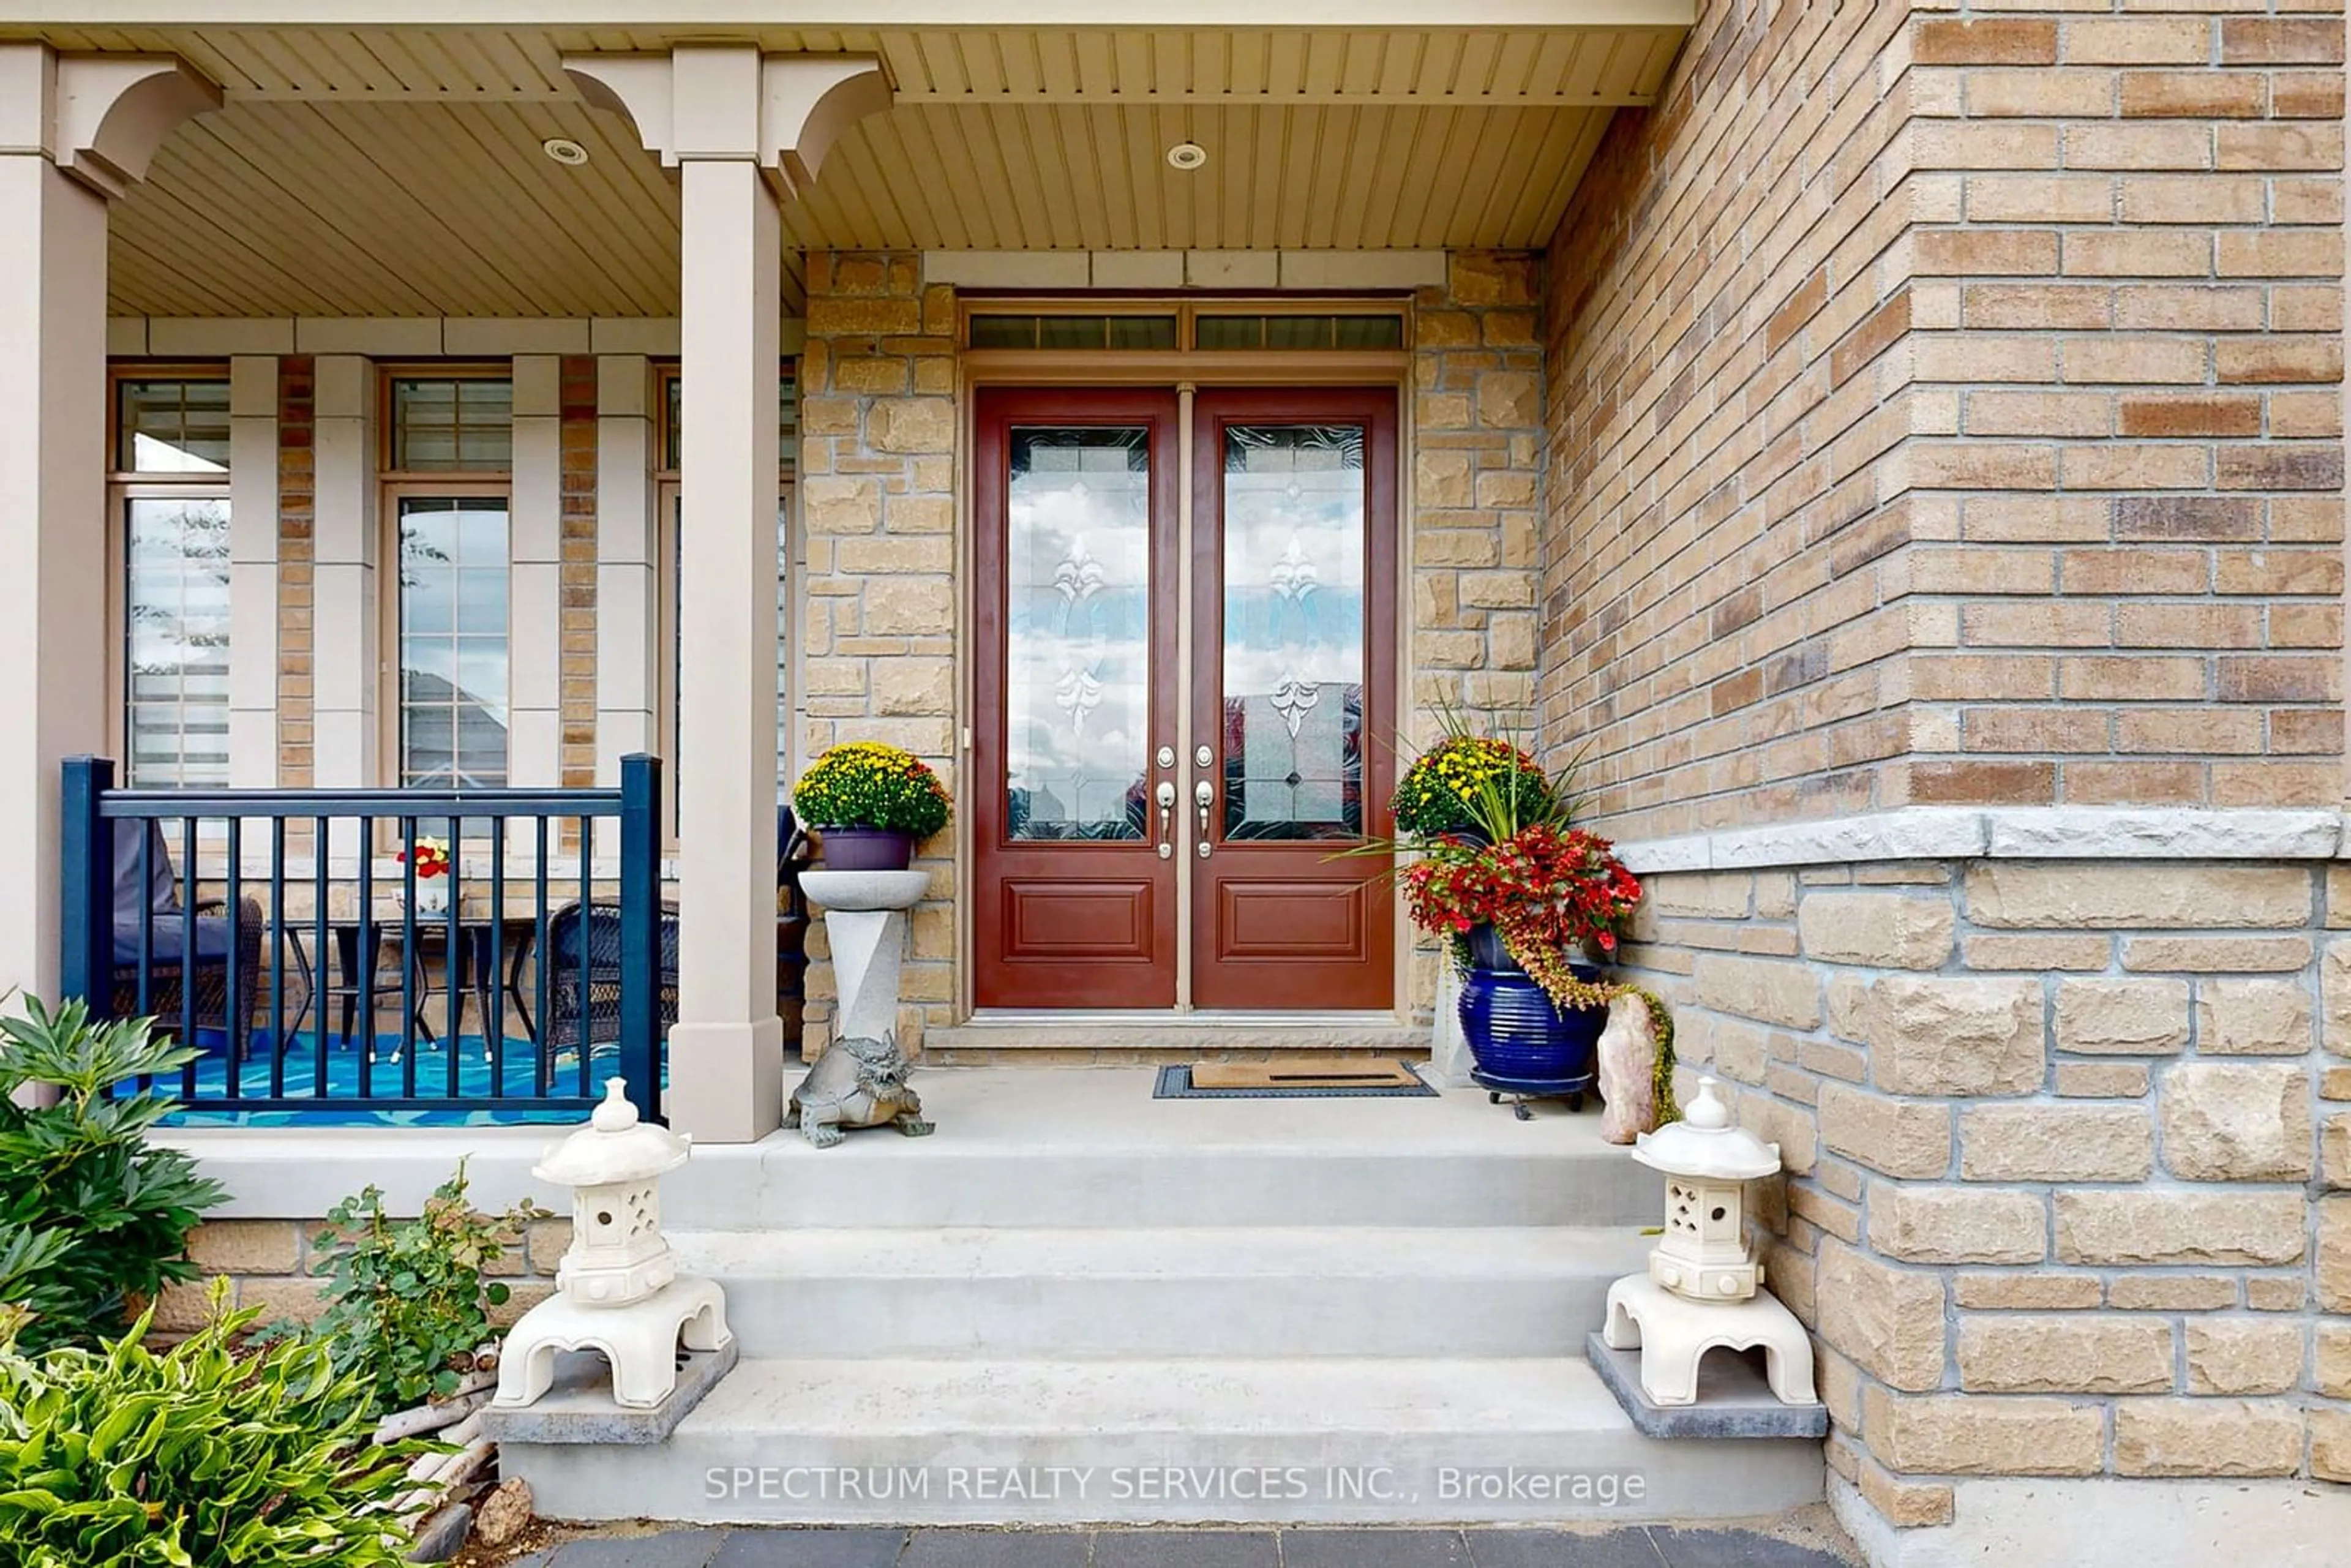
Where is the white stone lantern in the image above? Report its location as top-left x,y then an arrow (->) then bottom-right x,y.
1637,1076 -> 1778,1303
493,1079 -> 733,1411
1600,1078 -> 1819,1410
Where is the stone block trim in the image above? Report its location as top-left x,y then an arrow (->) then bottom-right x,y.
798,252 -> 959,1054
156,1216 -> 572,1335
1616,855 -> 2347,1535
1540,0 -> 2347,838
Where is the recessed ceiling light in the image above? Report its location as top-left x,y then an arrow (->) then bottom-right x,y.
1166,141 -> 1208,171
542,137 -> 590,167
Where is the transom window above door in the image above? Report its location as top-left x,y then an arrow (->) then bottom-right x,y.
962,303 -> 1409,354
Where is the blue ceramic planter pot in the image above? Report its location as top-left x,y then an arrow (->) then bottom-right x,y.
1457,956 -> 1606,1086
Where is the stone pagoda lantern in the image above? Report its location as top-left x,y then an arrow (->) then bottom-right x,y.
493,1079 -> 733,1412
1597,1077 -> 1820,1412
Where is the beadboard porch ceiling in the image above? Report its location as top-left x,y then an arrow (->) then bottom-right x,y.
4,21 -> 1693,318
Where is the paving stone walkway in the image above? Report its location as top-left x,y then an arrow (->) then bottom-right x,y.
516,1525 -> 1853,1567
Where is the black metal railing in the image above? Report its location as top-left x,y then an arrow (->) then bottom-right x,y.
58,755 -> 666,1122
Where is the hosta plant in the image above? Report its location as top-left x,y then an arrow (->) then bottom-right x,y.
0,1285 -> 418,1568
305,1163 -> 549,1413
0,996 -> 223,1352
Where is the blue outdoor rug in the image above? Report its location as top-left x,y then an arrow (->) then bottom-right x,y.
156,1029 -> 662,1127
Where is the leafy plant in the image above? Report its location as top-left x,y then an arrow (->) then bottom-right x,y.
0,1283 -> 418,1567
793,740 -> 952,837
307,1163 -> 549,1412
0,996 -> 224,1352
1388,700 -> 1583,843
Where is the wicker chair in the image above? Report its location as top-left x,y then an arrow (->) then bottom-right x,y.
536,807 -> 812,1054
107,819 -> 264,1051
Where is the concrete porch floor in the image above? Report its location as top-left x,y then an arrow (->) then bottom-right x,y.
513,1520 -> 1859,1567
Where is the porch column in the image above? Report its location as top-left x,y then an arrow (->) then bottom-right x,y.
509,354 -> 564,795
311,354 -> 378,803
594,354 -> 658,779
0,46 -> 217,1003
226,354 -> 280,790
564,47 -> 888,1142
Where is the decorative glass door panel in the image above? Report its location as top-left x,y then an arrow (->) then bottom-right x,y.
974,392 -> 1180,1008
1220,424 -> 1367,843
1006,428 -> 1153,842
1191,390 -> 1397,1011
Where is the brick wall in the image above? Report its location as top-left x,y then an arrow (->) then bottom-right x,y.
276,356 -> 314,787
1618,854 -> 2349,1526
1542,0 -> 2347,839
559,354 -> 600,793
797,252 -> 960,1055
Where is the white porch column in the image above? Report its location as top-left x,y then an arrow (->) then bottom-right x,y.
227,354 -> 280,790
312,354 -> 378,799
509,353 -> 563,795
565,47 -> 888,1142
0,46 -> 217,1003
594,353 -> 658,781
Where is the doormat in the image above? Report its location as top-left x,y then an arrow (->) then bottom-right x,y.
1154,1059 -> 1437,1099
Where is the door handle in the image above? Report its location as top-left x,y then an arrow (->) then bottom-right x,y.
1155,781 -> 1176,860
1194,779 -> 1214,858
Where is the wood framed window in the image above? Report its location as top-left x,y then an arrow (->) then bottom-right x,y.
380,370 -> 512,790
107,369 -> 232,789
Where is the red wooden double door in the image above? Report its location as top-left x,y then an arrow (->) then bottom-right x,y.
973,386 -> 1398,1011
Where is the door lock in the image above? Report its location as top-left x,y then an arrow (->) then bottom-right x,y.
1195,744 -> 1213,768
1154,781 -> 1176,859
1157,745 -> 1176,770
1194,779 -> 1214,857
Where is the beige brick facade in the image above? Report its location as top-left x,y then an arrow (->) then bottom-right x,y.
1618,853 -> 2347,1524
276,356 -> 314,788
1541,0 -> 2347,839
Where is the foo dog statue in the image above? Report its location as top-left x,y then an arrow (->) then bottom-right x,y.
1596,993 -> 1659,1146
785,1033 -> 933,1149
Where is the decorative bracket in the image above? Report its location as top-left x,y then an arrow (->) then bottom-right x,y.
563,45 -> 890,201
0,47 -> 222,200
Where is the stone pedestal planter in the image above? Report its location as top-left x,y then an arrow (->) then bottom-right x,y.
799,868 -> 931,1043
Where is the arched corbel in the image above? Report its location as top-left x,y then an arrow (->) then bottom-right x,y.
564,46 -> 890,198
53,54 -> 222,199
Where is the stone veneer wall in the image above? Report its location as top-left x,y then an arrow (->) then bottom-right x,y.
796,252 -> 960,1055
1542,0 -> 2346,839
1614,849 -> 2349,1537
796,250 -> 1550,1040
154,1216 -> 574,1335
1406,251 -> 1548,1019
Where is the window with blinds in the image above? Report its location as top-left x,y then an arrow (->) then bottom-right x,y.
115,376 -> 232,789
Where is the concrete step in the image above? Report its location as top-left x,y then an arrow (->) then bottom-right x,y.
674,1225 -> 1658,1359
666,1068 -> 1662,1230
507,1355 -> 1824,1527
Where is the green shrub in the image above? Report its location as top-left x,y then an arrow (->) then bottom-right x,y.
307,1163 -> 549,1412
0,1284 -> 416,1568
0,997 -> 224,1352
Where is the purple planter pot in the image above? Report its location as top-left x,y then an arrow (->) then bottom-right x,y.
817,827 -> 915,871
